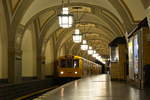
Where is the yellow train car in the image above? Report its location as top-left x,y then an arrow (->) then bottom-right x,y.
56,55 -> 102,78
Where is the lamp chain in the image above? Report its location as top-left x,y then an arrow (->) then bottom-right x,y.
68,0 -> 70,4
76,7 -> 79,28
62,0 -> 70,7
62,0 -> 64,8
84,24 -> 86,39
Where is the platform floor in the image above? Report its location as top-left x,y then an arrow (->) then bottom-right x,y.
35,75 -> 150,100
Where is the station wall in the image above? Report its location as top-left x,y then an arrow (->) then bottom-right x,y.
0,1 -> 8,79
21,26 -> 37,77
45,39 -> 54,76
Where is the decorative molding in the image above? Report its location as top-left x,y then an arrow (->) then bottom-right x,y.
91,7 -> 123,36
108,0 -> 134,32
15,24 -> 25,51
10,0 -> 22,15
2,0 -> 12,21
141,0 -> 150,9
11,0 -> 33,35
120,0 -> 141,23
14,2 -> 125,60
39,10 -> 56,30
21,2 -> 124,39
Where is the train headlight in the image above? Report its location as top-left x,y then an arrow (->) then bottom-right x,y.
60,71 -> 64,74
75,71 -> 78,74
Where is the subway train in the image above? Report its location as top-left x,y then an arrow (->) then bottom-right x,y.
56,55 -> 102,78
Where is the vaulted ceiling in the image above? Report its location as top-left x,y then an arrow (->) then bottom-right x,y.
6,0 -> 150,58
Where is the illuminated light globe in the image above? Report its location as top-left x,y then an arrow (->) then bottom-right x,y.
58,7 -> 73,28
96,56 -> 101,60
96,56 -> 106,64
81,40 -> 88,50
102,61 -> 106,64
92,50 -> 96,57
93,53 -> 99,58
73,29 -> 82,43
88,46 -> 94,55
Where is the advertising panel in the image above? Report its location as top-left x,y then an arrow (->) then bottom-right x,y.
110,47 -> 119,62
128,39 -> 134,80
133,34 -> 139,75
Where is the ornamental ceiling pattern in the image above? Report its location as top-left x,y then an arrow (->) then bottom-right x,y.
5,0 -> 150,58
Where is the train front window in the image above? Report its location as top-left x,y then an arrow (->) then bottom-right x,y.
60,59 -> 79,68
60,59 -> 66,68
67,59 -> 73,68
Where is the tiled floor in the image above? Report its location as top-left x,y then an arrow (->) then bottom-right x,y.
34,75 -> 150,100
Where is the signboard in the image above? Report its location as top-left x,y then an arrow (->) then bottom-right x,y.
110,47 -> 119,62
128,39 -> 134,80
133,34 -> 139,74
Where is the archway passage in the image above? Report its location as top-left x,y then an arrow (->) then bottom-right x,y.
44,39 -> 55,77
21,26 -> 37,81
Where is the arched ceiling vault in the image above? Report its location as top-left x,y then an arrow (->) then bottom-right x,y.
32,5 -> 125,42
44,20 -> 118,45
59,29 -> 110,57
55,24 -> 112,50
20,2 -> 123,25
12,2 -> 126,58
7,0 -> 149,58
141,0 -> 150,9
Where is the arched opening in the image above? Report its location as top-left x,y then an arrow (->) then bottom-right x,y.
44,39 -> 55,77
21,26 -> 37,81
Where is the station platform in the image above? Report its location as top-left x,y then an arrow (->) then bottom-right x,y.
34,75 -> 150,100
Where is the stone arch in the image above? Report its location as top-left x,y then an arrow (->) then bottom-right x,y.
55,27 -> 112,58
18,3 -> 125,61
19,3 -> 124,42
58,45 -> 66,58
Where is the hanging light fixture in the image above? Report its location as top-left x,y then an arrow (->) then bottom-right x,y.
72,7 -> 82,43
92,50 -> 99,58
93,53 -> 99,58
73,29 -> 82,43
58,0 -> 73,28
96,56 -> 102,60
81,40 -> 88,50
88,46 -> 94,55
96,56 -> 106,64
93,50 -> 96,54
80,24 -> 89,50
92,50 -> 96,57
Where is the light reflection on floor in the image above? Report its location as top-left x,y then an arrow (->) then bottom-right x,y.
33,74 -> 150,100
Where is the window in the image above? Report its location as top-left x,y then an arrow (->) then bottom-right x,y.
110,47 -> 119,62
60,59 -> 79,68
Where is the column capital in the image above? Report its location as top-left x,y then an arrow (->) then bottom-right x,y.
16,24 -> 25,34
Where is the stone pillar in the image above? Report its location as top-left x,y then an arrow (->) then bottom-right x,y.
14,50 -> 22,83
8,45 -> 16,83
8,45 -> 22,83
36,43 -> 45,80
8,25 -> 24,83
